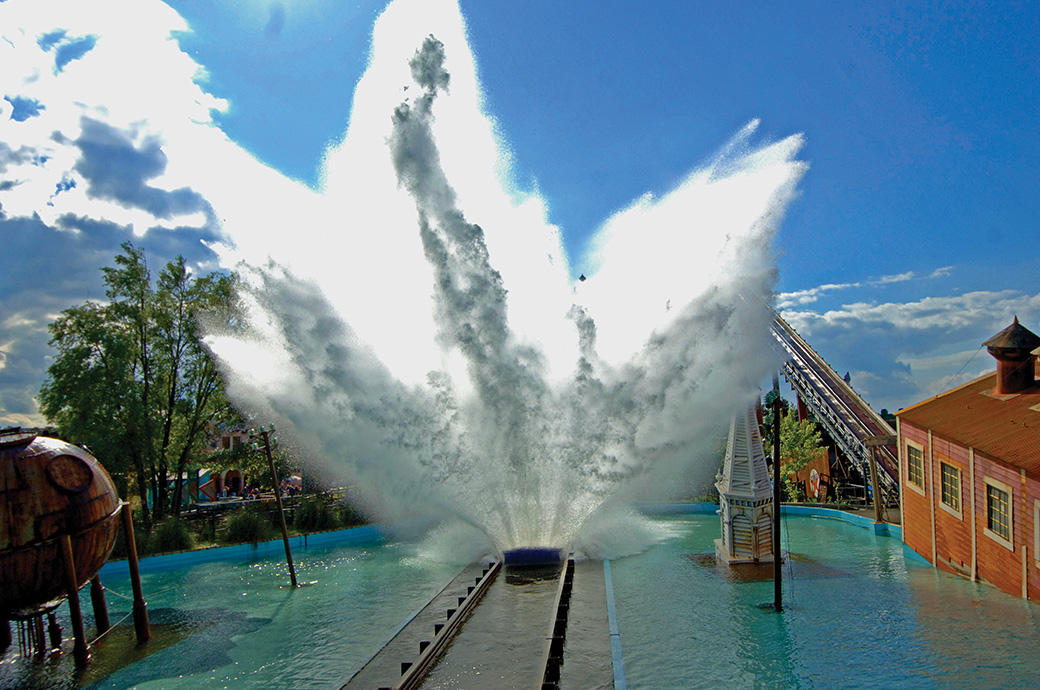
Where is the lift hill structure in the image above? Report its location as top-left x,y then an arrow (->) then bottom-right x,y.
770,312 -> 897,511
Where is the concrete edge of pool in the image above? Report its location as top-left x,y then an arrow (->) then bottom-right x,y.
97,503 -> 902,578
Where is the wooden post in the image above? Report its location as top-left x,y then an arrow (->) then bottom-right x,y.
120,502 -> 150,642
2,617 -> 10,654
865,436 -> 896,524
869,447 -> 883,523
261,429 -> 298,588
90,575 -> 110,635
32,615 -> 45,656
772,372 -> 783,613
58,533 -> 89,666
47,612 -> 62,650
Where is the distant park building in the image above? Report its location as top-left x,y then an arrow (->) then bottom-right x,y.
896,317 -> 1040,601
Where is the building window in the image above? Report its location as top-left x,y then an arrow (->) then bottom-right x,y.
984,478 -> 1012,549
940,462 -> 961,513
906,443 -> 924,489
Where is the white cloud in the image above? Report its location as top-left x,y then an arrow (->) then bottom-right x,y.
0,0 -> 318,424
896,348 -> 984,371
780,289 -> 1040,411
797,290 -> 1040,332
776,281 -> 859,308
876,271 -> 913,284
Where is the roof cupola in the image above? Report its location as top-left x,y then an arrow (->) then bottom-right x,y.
983,316 -> 1040,395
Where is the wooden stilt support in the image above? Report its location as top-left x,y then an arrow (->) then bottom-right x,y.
869,447 -> 883,523
90,575 -> 110,636
2,617 -> 10,654
120,502 -> 150,642
32,615 -> 45,656
58,533 -> 89,666
47,612 -> 62,650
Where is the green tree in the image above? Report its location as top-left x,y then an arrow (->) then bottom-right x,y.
778,411 -> 827,499
761,388 -> 792,447
204,430 -> 299,493
39,242 -> 238,526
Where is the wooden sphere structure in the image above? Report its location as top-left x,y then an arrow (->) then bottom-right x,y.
0,431 -> 121,618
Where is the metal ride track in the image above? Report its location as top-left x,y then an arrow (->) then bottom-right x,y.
769,312 -> 898,492
344,557 -> 589,690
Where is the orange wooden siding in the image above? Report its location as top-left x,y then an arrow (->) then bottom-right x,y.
900,419 -> 1040,602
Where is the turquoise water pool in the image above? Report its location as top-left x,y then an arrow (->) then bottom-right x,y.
7,513 -> 1040,689
610,514 -> 1040,689
0,529 -> 459,690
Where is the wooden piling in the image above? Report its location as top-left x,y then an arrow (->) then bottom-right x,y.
58,533 -> 89,666
90,575 -> 110,635
120,502 -> 150,642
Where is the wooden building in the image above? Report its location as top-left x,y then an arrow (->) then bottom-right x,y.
896,318 -> 1040,600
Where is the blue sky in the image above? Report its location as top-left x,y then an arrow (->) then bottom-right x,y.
1,0 -> 1038,427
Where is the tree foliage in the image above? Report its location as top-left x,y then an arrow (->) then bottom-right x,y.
761,388 -> 792,447
778,411 -> 827,496
39,242 -> 239,525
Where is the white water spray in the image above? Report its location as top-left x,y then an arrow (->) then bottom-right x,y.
206,0 -> 807,556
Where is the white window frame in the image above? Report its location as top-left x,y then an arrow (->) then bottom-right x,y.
938,461 -> 962,519
983,476 -> 1013,551
905,440 -> 926,496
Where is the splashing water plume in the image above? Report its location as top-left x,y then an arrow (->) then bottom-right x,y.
205,0 -> 807,558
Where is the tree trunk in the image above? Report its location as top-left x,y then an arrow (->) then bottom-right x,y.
131,450 -> 151,531
171,467 -> 185,517
154,465 -> 168,522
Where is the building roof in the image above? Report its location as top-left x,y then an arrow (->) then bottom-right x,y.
896,360 -> 1040,474
983,316 -> 1040,351
715,405 -> 773,498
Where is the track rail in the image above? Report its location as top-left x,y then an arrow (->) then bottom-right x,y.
387,560 -> 501,690
535,557 -> 576,690
769,312 -> 898,491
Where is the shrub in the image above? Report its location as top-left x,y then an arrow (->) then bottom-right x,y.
197,516 -> 217,544
149,516 -> 194,554
294,496 -> 337,532
337,503 -> 367,528
222,506 -> 275,545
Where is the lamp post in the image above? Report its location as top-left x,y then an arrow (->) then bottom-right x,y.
771,372 -> 783,613
250,425 -> 298,588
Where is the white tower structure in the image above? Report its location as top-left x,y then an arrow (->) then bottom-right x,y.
715,405 -> 775,564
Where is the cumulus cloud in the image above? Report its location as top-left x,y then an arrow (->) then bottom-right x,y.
876,271 -> 913,284
776,265 -> 960,309
780,288 -> 1040,410
776,282 -> 859,308
0,0 -> 309,424
73,117 -> 215,221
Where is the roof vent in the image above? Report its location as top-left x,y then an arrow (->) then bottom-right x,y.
983,316 -> 1040,395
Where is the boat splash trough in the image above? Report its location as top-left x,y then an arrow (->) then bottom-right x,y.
503,547 -> 566,568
